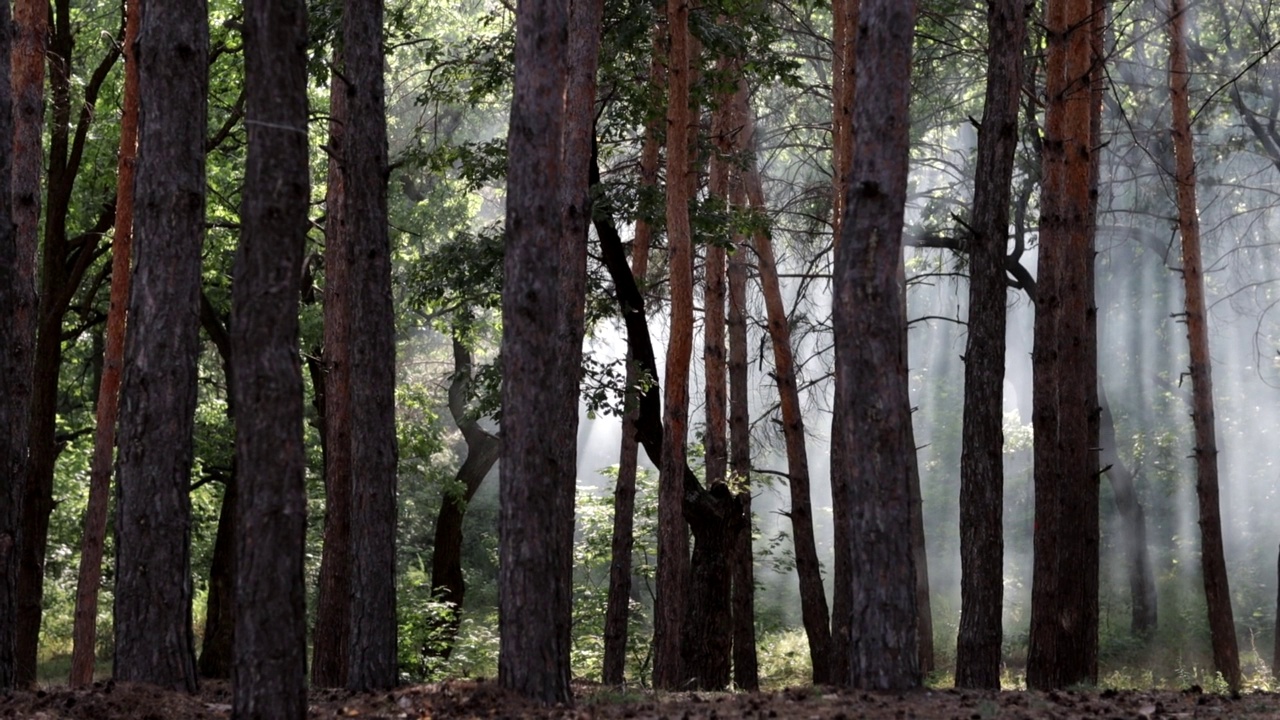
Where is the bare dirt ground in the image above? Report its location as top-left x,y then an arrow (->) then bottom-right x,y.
3,679 -> 1280,719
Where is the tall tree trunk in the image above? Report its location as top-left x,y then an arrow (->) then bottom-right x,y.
426,338 -> 499,659
311,58 -> 353,689
1097,385 -> 1157,636
344,0 -> 399,691
727,177 -> 758,691
830,0 -> 919,691
1027,0 -> 1098,690
113,0 -> 207,690
0,0 -> 34,690
827,0 -> 857,682
601,34 -> 660,678
70,0 -> 141,686
499,0 -> 574,701
653,0 -> 695,690
741,112 -> 832,685
954,0 -> 1024,690
11,0 -> 49,686
1167,0 -> 1240,692
231,0 -> 310,709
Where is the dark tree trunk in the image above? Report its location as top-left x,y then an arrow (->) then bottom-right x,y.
0,0 -> 33,690
311,59 -> 353,690
830,0 -> 919,691
231,0 -> 310,710
602,24 -> 663,686
727,176 -> 758,691
70,0 -> 141,687
499,0 -> 574,701
344,0 -> 399,691
1027,0 -> 1098,690
1097,386 -> 1157,636
196,292 -> 235,681
954,0 -> 1024,690
113,0 -> 208,691
427,338 -> 499,658
681,489 -> 741,691
1167,0 -> 1239,692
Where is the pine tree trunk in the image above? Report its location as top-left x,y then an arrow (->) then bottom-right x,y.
1097,386 -> 1157,636
1167,0 -> 1240,692
69,0 -> 141,687
654,0 -> 695,689
954,0 -> 1024,690
311,59 -> 353,689
231,0 -> 310,710
1027,0 -> 1098,690
0,0 -> 34,690
113,0 -> 207,690
199,474 -> 235,679
499,0 -> 575,700
602,48 -> 660,678
742,135 -> 832,685
830,0 -> 919,691
344,0 -> 399,691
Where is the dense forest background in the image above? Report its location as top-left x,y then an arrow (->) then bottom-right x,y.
4,0 -> 1280,701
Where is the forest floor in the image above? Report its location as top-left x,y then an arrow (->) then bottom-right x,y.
5,679 -> 1280,719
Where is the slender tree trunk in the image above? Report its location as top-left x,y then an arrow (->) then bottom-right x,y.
70,0 -> 141,686
741,117 -> 832,685
727,176 -> 758,691
11,0 -> 49,686
904,366 -> 932,675
654,0 -> 695,689
426,338 -> 499,659
1167,0 -> 1239,692
113,0 -> 207,690
1097,385 -> 1157,636
499,0 -> 575,701
830,0 -> 919,691
954,0 -> 1024,690
231,0 -> 310,710
0,0 -> 33,690
312,58 -> 353,689
1027,0 -> 1098,690
602,41 -> 660,679
828,0 -> 857,682
344,0 -> 399,691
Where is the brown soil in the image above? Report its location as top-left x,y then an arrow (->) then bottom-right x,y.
2,680 -> 1278,719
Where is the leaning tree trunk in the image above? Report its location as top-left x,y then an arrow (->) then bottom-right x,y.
830,0 -> 920,691
1167,0 -> 1240,692
69,0 -> 141,687
954,0 -> 1024,690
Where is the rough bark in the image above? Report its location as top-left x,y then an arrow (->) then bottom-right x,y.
742,118 -> 832,686
954,0 -> 1024,690
1167,0 -> 1240,692
654,0 -> 695,689
601,46 -> 660,678
727,179 -> 758,691
113,0 -> 207,690
230,0 -> 310,711
1097,386 -> 1157,636
70,0 -> 142,686
681,487 -> 740,690
312,59 -> 353,689
427,338 -> 500,658
830,0 -> 919,691
499,0 -> 573,701
0,0 -> 32,691
1027,0 -> 1098,690
345,0 -> 399,691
